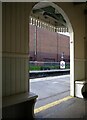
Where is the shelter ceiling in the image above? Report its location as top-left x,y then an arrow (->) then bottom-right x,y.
31,4 -> 67,27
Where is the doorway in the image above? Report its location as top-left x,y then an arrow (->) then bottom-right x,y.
29,1 -> 74,114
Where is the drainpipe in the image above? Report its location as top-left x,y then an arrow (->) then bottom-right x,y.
34,25 -> 37,61
57,32 -> 58,62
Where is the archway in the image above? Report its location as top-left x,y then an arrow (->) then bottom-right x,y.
29,2 -> 74,98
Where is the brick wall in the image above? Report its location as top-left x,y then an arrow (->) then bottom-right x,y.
29,24 -> 70,62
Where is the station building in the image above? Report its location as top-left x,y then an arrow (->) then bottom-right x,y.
29,22 -> 70,62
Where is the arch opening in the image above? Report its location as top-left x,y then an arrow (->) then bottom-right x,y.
29,2 -> 74,105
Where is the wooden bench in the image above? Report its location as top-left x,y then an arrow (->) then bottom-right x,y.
2,92 -> 38,119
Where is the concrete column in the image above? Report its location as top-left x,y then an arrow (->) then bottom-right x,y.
2,3 -> 30,97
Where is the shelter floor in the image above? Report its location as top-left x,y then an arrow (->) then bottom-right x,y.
35,97 -> 87,119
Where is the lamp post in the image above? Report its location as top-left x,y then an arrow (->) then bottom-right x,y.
61,52 -> 64,61
60,52 -> 65,69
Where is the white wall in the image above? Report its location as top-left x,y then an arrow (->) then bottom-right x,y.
57,3 -> 85,81
2,3 -> 32,96
2,2 -> 86,97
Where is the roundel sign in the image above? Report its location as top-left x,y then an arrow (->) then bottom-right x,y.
60,61 -> 65,69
